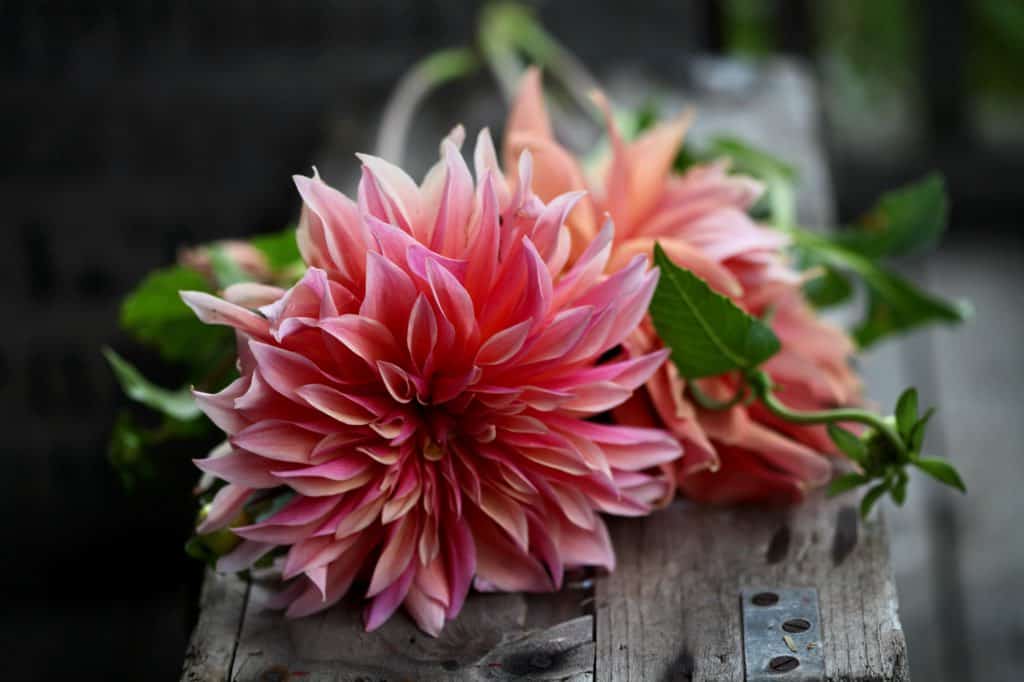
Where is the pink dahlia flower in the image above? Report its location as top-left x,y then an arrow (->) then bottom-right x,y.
504,69 -> 860,504
181,127 -> 680,635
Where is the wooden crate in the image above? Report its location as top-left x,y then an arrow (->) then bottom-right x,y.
182,59 -> 909,681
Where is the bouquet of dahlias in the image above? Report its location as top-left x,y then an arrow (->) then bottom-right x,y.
105,4 -> 968,636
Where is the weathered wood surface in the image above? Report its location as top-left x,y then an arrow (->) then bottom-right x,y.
182,571 -> 249,682
182,57 -> 909,681
594,494 -> 907,682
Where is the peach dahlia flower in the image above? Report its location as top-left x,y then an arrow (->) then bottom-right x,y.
504,69 -> 860,504
181,128 -> 681,635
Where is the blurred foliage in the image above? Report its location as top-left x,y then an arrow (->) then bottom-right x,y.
106,227 -> 302,490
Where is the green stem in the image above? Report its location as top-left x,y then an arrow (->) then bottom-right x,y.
375,47 -> 481,164
479,2 -> 602,123
751,371 -> 903,453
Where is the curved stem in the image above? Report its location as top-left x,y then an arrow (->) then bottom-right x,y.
374,47 -> 481,164
758,388 -> 904,453
479,2 -> 603,123
688,381 -> 746,411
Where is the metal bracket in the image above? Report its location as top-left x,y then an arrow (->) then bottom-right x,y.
741,587 -> 824,681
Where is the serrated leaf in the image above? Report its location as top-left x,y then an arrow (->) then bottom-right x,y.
827,424 -> 867,463
250,227 -> 301,270
837,174 -> 947,259
650,243 -> 781,378
120,265 -> 233,371
827,472 -> 870,496
914,457 -> 966,493
103,347 -> 201,420
860,481 -> 889,519
895,388 -> 919,441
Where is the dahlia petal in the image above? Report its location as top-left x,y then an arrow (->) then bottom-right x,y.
248,340 -> 335,401
407,294 -> 438,376
425,257 -> 477,345
319,314 -> 401,367
559,516 -> 615,571
364,562 -> 417,631
624,109 -> 694,229
479,485 -> 529,551
277,470 -> 375,497
443,517 -> 475,619
180,291 -> 269,339
196,483 -> 252,534
232,420 -> 321,463
272,455 -> 371,482
193,377 -> 250,436
367,514 -> 418,597
429,140 -> 474,257
561,381 -> 633,413
356,153 -> 421,236
361,251 -> 418,336
548,483 -> 597,530
216,539 -> 275,574
472,514 -> 551,593
296,384 -> 376,426
223,282 -> 287,308
404,584 -> 447,637
475,319 -> 532,366
193,450 -> 281,489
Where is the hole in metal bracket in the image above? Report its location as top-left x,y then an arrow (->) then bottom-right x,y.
781,618 -> 811,633
751,592 -> 779,606
768,655 -> 800,672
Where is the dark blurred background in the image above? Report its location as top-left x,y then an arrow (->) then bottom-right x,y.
3,1 -> 1022,679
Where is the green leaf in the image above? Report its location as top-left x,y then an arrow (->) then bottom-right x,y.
860,481 -> 889,519
890,470 -> 909,506
250,227 -> 301,270
914,457 -> 966,493
909,407 -> 936,453
790,230 -> 971,348
895,388 -> 919,441
827,472 -> 870,496
210,246 -> 251,288
837,174 -> 947,259
852,266 -> 971,348
827,424 -> 867,463
650,243 -> 781,378
120,265 -> 233,370
803,264 -> 854,308
705,137 -> 796,182
103,347 -> 201,420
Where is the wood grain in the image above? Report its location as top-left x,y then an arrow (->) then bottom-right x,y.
593,494 -> 909,682
229,584 -> 592,681
181,570 -> 249,682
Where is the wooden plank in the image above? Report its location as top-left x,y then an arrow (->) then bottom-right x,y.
229,585 -> 592,681
593,493 -> 909,681
182,570 -> 249,682
918,235 -> 1024,682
